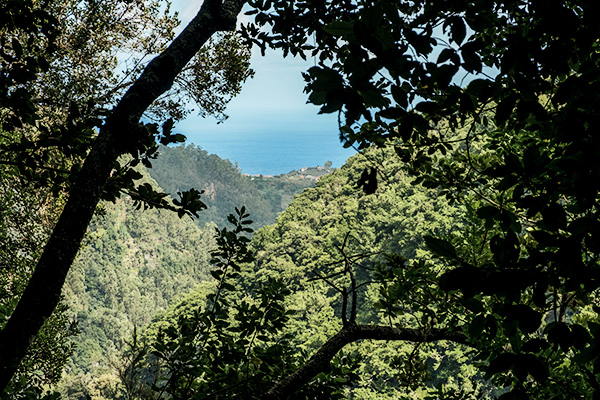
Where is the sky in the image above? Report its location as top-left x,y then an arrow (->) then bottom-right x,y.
167,1 -> 355,174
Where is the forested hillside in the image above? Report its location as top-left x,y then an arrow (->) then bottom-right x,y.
110,146 -> 488,399
244,147 -> 476,398
59,172 -> 216,397
53,145 -> 476,399
4,1 -> 600,399
147,145 -> 319,228
57,151 -> 324,398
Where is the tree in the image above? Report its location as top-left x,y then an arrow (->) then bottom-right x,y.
117,147 -> 479,399
83,0 -> 600,397
0,0 -> 249,391
237,0 -> 600,397
4,0 -> 600,397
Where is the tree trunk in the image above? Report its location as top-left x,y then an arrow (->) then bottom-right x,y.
0,0 -> 246,390
262,324 -> 469,400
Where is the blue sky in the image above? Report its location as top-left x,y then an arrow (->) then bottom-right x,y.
167,1 -> 355,174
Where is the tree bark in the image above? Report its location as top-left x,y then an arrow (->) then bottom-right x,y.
262,324 -> 469,400
0,0 -> 246,390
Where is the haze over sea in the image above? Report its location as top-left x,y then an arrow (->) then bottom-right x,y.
182,126 -> 356,176
170,3 -> 357,176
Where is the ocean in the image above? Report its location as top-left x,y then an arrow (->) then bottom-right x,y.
183,128 -> 357,176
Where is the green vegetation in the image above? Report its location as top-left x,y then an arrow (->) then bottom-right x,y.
53,146 -> 325,399
233,147 -> 477,398
59,173 -> 215,397
244,0 -> 600,397
2,0 -> 600,399
147,145 -> 319,228
96,147 -> 479,399
0,169 -> 77,398
54,144 -> 477,399
0,0 -> 251,389
56,151 -> 322,398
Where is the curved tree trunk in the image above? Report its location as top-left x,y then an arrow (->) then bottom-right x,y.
263,324 -> 469,400
0,0 -> 246,390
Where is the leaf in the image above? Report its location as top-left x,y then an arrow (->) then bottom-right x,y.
506,304 -> 543,334
486,352 -> 516,377
12,38 -> 23,58
570,324 -> 591,350
497,389 -> 527,400
469,315 -> 487,338
547,322 -> 573,351
378,107 -> 405,120
437,48 -> 457,64
461,297 -> 484,313
391,84 -> 408,109
465,78 -> 491,101
444,16 -> 466,45
460,41 -> 482,73
521,354 -> 548,383
360,3 -> 384,31
495,93 -> 517,126
172,133 -> 186,143
414,101 -> 440,114
439,265 -> 486,296
406,30 -> 434,55
356,167 -> 378,194
424,236 -> 457,259
323,21 -> 355,37
476,205 -> 500,220
210,270 -> 223,280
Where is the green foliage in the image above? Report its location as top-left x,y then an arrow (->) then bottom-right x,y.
56,151 -> 325,398
0,0 -> 179,193
243,1 -> 600,397
1,0 -> 254,215
147,144 -> 318,228
245,147 -> 484,398
176,32 -> 255,122
117,145 -> 488,399
120,210 -> 355,399
6,0 -> 600,398
0,1 -> 256,393
58,171 -> 217,398
0,168 -> 77,398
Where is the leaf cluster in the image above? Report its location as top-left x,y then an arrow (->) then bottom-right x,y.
243,1 -> 600,397
121,209 -> 354,399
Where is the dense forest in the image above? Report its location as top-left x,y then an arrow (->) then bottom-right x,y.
53,144 -> 476,399
2,1 -> 600,399
146,145 -> 323,228
57,145 -> 325,397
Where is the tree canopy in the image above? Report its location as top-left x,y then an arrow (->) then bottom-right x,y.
2,0 -> 600,399
0,0 -> 249,392
240,0 -> 600,397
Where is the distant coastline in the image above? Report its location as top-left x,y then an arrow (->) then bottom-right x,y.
183,129 -> 356,176
244,164 -> 334,181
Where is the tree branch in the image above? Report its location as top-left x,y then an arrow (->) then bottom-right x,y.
0,0 -> 247,391
262,324 -> 468,399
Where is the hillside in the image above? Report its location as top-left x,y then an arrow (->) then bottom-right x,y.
57,149 -> 334,398
146,145 -> 324,228
115,146 -> 486,399
58,145 -> 477,399
244,147 -> 474,398
60,173 -> 216,396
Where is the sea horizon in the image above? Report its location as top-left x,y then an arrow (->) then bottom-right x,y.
183,128 -> 357,176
